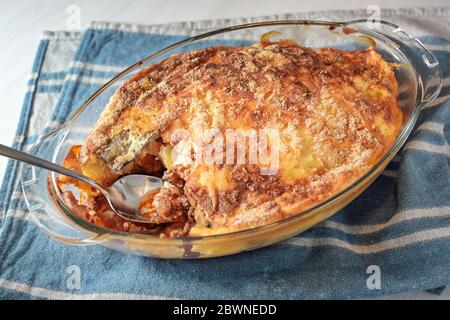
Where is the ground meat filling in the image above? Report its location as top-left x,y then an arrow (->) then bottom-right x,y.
57,145 -> 192,237
140,170 -> 190,224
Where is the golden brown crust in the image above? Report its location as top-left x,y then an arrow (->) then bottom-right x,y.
74,41 -> 402,236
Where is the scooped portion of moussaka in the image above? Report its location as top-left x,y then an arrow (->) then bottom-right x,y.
58,40 -> 403,237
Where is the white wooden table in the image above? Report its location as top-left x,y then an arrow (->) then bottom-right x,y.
0,0 -> 449,299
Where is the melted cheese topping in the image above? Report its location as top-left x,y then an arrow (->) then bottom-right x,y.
74,41 -> 402,236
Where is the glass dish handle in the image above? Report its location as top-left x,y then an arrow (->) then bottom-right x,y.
391,27 -> 442,107
20,128 -> 102,246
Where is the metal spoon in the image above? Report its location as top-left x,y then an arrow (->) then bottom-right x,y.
0,144 -> 163,224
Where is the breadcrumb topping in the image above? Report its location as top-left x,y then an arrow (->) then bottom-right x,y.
61,41 -> 402,236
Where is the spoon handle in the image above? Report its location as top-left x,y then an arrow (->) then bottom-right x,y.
0,144 -> 104,192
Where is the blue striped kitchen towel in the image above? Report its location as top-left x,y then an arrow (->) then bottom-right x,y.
0,7 -> 450,299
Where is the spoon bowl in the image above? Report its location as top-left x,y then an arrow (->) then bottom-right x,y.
105,174 -> 163,223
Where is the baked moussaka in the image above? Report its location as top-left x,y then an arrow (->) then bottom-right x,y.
58,40 -> 403,237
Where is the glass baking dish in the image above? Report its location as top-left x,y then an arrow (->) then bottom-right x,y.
20,20 -> 442,258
